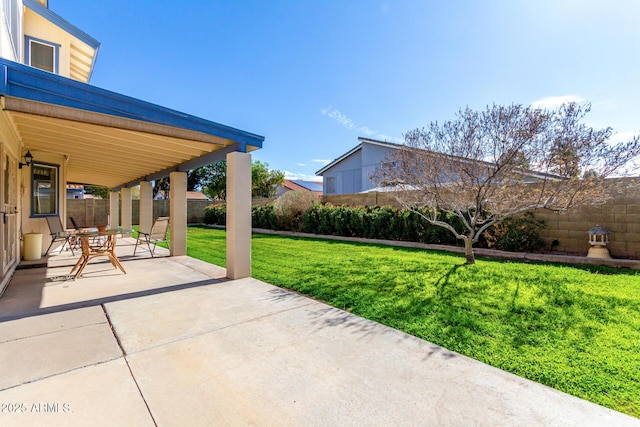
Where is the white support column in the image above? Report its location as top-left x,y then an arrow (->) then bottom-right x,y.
121,187 -> 132,235
169,171 -> 187,256
226,152 -> 252,279
139,181 -> 153,233
109,191 -> 119,229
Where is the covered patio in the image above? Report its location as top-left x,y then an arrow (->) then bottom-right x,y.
0,58 -> 263,291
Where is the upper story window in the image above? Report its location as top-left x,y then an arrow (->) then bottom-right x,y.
31,162 -> 59,217
25,36 -> 59,73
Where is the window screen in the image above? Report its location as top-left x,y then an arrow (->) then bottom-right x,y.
30,40 -> 55,72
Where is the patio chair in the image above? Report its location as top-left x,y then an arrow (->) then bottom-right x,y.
133,217 -> 169,257
44,216 -> 76,256
68,216 -> 94,252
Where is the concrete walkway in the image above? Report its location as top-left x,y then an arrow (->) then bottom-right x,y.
0,241 -> 638,426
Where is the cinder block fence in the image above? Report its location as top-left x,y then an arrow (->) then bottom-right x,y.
67,180 -> 640,260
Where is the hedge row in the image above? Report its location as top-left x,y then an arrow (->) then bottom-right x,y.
203,203 -> 545,251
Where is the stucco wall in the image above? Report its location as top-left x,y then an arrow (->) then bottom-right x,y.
20,151 -> 67,241
23,7 -> 72,77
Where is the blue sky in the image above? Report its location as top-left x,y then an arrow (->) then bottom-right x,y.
52,0 -> 640,181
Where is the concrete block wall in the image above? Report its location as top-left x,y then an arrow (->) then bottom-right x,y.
533,183 -> 640,259
66,183 -> 640,260
323,184 -> 640,260
66,199 -> 109,228
66,198 -> 275,230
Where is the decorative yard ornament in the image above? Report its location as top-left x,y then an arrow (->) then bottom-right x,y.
587,224 -> 611,259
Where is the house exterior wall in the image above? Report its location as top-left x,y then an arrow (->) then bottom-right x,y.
360,143 -> 396,193
321,142 -> 398,195
19,150 -> 67,249
1,1 -> 97,83
322,149 -> 362,194
0,0 -> 93,265
23,7 -> 71,77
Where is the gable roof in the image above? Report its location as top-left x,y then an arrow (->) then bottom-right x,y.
316,136 -> 563,183
0,58 -> 264,190
316,137 -> 401,176
187,191 -> 211,200
289,180 -> 323,192
24,0 -> 101,82
281,180 -> 307,192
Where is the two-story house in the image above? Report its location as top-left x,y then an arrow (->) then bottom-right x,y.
316,137 -> 402,195
317,136 -> 559,195
0,0 -> 263,292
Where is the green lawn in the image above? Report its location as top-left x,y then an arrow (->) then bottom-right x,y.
184,226 -> 640,417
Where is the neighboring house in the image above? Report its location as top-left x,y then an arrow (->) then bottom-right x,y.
0,0 -> 264,293
187,191 -> 211,201
66,184 -> 84,199
155,190 -> 211,201
317,137 -> 558,195
276,179 -> 323,197
316,137 -> 402,195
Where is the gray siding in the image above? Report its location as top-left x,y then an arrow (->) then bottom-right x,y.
321,142 -> 399,195
361,143 -> 396,192
322,150 -> 363,194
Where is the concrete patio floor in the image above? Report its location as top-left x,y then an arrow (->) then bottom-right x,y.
0,240 -> 638,426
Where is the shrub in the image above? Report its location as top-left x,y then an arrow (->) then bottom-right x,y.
206,200 -> 545,253
252,204 -> 278,229
203,204 -> 226,225
274,191 -> 320,231
484,212 -> 545,252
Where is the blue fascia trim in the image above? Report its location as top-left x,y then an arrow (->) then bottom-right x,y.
0,59 -> 264,149
23,0 -> 100,50
87,44 -> 100,82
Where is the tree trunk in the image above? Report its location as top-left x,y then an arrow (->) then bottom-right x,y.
463,238 -> 475,264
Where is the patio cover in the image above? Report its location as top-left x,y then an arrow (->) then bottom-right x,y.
0,58 -> 264,189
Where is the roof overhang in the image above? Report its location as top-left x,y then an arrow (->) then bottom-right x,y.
0,59 -> 264,190
316,137 -> 401,176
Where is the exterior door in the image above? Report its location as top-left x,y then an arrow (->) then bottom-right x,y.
2,149 -> 18,276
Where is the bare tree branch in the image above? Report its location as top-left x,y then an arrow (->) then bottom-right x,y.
371,103 -> 640,264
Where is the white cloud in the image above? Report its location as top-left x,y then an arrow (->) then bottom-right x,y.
531,95 -> 585,109
321,106 -> 356,130
295,163 -> 306,167
312,159 -> 331,165
320,105 -> 403,143
283,170 -> 323,182
358,126 -> 377,137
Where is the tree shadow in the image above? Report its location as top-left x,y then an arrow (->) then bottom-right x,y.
433,263 -> 464,299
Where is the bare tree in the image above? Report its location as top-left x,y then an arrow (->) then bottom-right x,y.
372,103 -> 640,264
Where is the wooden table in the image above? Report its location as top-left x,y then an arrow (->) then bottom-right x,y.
70,229 -> 127,280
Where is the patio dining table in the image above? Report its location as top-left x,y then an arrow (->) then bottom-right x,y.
69,229 -> 127,280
